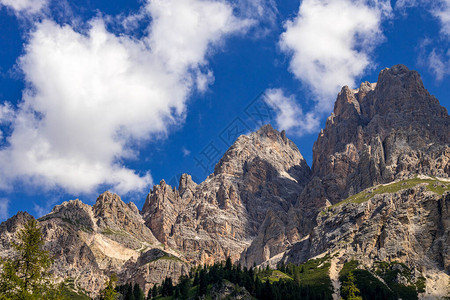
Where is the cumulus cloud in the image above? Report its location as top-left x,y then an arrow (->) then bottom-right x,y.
264,89 -> 320,136
279,0 -> 391,112
0,198 -> 8,220
0,0 -> 250,195
0,0 -> 48,14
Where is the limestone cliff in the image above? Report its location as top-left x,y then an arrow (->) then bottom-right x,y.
312,65 -> 449,204
141,125 -> 311,266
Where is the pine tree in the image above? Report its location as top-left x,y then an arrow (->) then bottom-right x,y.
341,271 -> 363,300
100,274 -> 119,300
0,218 -> 61,299
125,283 -> 134,300
151,284 -> 158,299
133,283 -> 144,300
198,269 -> 208,296
161,277 -> 174,296
225,257 -> 232,271
178,275 -> 190,300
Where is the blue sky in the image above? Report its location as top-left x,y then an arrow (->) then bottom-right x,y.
0,0 -> 449,220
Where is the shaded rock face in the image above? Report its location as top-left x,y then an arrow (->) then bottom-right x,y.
142,125 -> 311,266
312,65 -> 450,204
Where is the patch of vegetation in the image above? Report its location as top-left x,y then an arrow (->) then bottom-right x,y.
338,260 -> 426,300
331,177 -> 450,209
416,276 -> 426,294
257,269 -> 292,283
61,285 -> 91,300
150,255 -> 183,263
339,260 -> 396,300
273,254 -> 333,299
56,217 -> 94,233
373,261 -> 419,300
116,257 -> 427,300
101,227 -> 130,237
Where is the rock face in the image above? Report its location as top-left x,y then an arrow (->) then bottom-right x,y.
119,248 -> 190,294
312,64 -> 449,204
141,175 -> 196,245
141,125 -> 311,266
0,64 -> 449,298
0,211 -> 33,250
0,193 -> 185,296
283,181 -> 450,298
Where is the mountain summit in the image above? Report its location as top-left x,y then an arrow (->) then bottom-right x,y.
313,64 -> 449,203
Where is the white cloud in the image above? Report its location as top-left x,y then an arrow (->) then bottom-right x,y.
0,102 -> 15,141
230,0 -> 278,29
0,198 -> 8,220
0,102 -> 15,123
433,0 -> 450,36
0,0 -> 250,195
425,0 -> 450,80
264,88 -> 320,136
280,0 -> 391,112
394,0 -> 419,9
0,0 -> 48,14
427,49 -> 450,81
145,0 -> 251,74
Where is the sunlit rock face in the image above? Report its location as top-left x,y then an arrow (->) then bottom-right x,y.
142,124 -> 311,266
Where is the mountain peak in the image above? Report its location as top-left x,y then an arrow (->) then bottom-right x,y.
313,64 -> 450,203
0,211 -> 33,234
254,124 -> 289,144
178,173 -> 196,196
255,123 -> 277,135
213,123 -> 307,177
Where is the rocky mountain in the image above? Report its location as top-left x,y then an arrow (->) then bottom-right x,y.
312,64 -> 449,204
0,64 -> 449,298
141,124 -> 311,267
0,192 -> 188,295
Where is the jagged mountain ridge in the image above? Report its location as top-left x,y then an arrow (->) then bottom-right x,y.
312,64 -> 449,204
141,124 -> 311,266
0,64 -> 449,298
